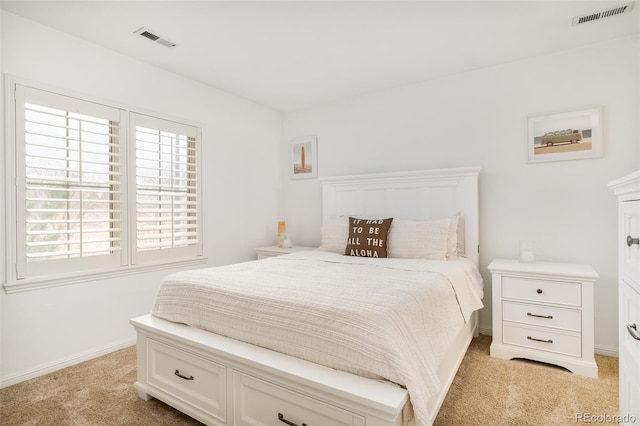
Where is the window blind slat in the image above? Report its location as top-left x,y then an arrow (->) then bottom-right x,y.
26,198 -> 121,205
137,225 -> 198,231
136,217 -> 197,223
135,201 -> 197,207
26,184 -> 121,193
26,137 -> 121,152
138,241 -> 196,250
27,218 -> 120,224
26,156 -> 120,168
26,246 -> 123,259
27,236 -> 121,247
27,227 -> 121,235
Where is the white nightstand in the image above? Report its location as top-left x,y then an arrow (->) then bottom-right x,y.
254,245 -> 317,260
488,259 -> 598,377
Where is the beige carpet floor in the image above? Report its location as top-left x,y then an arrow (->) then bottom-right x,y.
0,334 -> 618,425
434,334 -> 618,425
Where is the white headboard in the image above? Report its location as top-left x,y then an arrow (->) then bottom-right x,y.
320,167 -> 480,266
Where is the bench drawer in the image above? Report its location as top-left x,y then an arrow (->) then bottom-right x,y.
233,371 -> 364,426
147,339 -> 227,422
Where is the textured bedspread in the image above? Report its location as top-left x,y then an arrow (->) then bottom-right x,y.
152,251 -> 483,426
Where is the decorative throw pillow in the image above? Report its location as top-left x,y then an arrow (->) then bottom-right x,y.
344,217 -> 393,258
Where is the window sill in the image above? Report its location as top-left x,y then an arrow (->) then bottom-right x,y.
3,256 -> 209,294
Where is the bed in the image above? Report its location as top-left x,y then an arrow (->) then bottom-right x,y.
131,167 -> 483,426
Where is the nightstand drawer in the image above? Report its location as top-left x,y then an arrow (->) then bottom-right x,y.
503,324 -> 581,357
503,301 -> 581,332
502,276 -> 581,307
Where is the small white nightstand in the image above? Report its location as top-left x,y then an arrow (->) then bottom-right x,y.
488,258 -> 598,377
254,245 -> 317,260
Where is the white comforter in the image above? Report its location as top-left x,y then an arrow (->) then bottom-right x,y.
152,251 -> 483,426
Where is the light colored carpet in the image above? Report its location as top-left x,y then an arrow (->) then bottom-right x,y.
434,334 -> 618,425
0,334 -> 617,425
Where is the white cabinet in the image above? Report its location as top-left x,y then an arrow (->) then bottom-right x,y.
489,259 -> 598,377
254,246 -> 316,260
620,282 -> 640,425
609,171 -> 640,425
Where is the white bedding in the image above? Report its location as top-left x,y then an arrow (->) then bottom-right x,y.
152,250 -> 483,426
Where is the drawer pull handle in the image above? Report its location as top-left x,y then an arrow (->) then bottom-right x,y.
627,235 -> 639,247
536,289 -> 543,294
627,324 -> 640,341
174,370 -> 194,381
278,413 -> 307,426
527,312 -> 553,319
527,336 -> 553,344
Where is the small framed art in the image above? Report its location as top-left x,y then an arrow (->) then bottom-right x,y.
290,135 -> 317,179
526,107 -> 603,163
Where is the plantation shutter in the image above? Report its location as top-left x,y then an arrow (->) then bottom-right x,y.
15,85 -> 126,279
131,113 -> 202,263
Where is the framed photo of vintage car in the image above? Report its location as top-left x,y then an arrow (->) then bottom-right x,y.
526,107 -> 603,163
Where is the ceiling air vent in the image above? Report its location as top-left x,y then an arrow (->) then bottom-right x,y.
572,2 -> 634,25
133,27 -> 176,48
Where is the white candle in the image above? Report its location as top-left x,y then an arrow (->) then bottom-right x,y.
520,250 -> 535,263
519,240 -> 536,263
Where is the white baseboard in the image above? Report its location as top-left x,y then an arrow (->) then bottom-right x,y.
478,325 -> 492,336
0,337 -> 136,389
594,344 -> 619,357
477,325 -> 619,357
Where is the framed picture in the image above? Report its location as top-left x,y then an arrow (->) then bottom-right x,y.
526,107 -> 603,163
290,135 -> 317,179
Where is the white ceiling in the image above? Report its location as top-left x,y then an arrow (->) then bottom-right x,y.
2,1 -> 639,112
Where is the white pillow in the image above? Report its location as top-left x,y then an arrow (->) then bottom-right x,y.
446,215 -> 459,259
387,218 -> 451,260
456,215 -> 466,257
445,214 -> 466,258
317,218 -> 349,254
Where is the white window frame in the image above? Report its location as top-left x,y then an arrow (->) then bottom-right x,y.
130,113 -> 203,265
15,84 -> 128,280
3,76 -> 206,293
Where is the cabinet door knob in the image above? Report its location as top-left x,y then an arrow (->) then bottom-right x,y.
536,288 -> 543,294
627,324 -> 640,341
627,235 -> 639,247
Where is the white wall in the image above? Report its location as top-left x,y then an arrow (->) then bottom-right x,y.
0,12 -> 282,386
1,11 -> 636,387
281,35 -> 640,355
